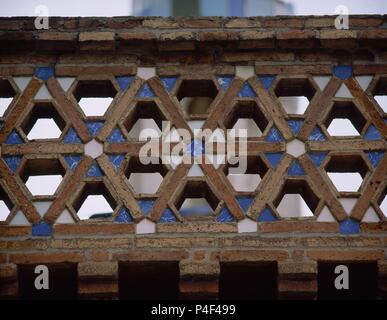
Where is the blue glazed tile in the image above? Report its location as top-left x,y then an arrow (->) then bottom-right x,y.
64,155 -> 82,171
63,127 -> 81,144
187,140 -> 205,157
238,83 -> 256,97
159,208 -> 177,223
138,199 -> 155,216
5,130 -> 23,144
115,208 -> 133,223
308,152 -> 327,167
339,218 -> 360,235
116,76 -> 134,91
236,196 -> 254,213
258,75 -> 276,90
160,77 -> 178,92
86,121 -> 104,137
308,126 -> 326,141
366,151 -> 384,168
288,160 -> 305,176
34,67 -> 54,81
137,83 -> 155,98
32,222 -> 53,237
265,126 -> 284,142
287,120 -> 304,136
107,128 -> 126,143
180,205 -> 212,217
217,76 -> 233,91
333,65 -> 352,80
258,207 -> 277,222
217,207 -> 235,222
265,152 -> 283,168
108,154 -> 125,170
3,156 -> 22,172
364,125 -> 382,141
86,161 -> 103,177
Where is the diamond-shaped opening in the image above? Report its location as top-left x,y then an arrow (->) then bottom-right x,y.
377,187 -> 387,217
324,101 -> 366,137
21,102 -> 66,140
324,154 -> 369,193
124,101 -> 167,140
274,179 -> 319,218
175,181 -> 219,218
0,79 -> 16,117
274,78 -> 316,115
73,181 -> 116,220
224,101 -> 269,138
20,158 -> 65,196
372,76 -> 387,113
224,155 -> 268,192
0,184 -> 13,222
125,157 -> 168,195
73,80 -> 117,117
176,80 -> 218,118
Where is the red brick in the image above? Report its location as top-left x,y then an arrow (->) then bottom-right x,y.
199,31 -> 238,41
182,18 -> 220,28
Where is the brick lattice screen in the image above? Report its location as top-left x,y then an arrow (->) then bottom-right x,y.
0,16 -> 386,299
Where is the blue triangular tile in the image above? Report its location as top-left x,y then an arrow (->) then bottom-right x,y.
116,76 -> 134,91
366,151 -> 384,168
5,130 -> 23,144
308,126 -> 326,141
86,161 -> 103,177
364,125 -> 382,141
217,76 -> 233,91
287,120 -> 304,135
63,127 -> 81,144
265,126 -> 284,142
108,154 -> 125,170
159,208 -> 177,223
288,160 -> 305,176
64,155 -> 82,171
236,196 -> 254,213
138,199 -> 155,216
259,75 -> 276,90
258,207 -> 277,222
86,121 -> 104,137
115,208 -> 133,223
137,83 -> 155,98
238,83 -> 256,97
107,127 -> 126,143
160,77 -> 178,92
3,156 -> 22,172
217,207 -> 236,222
265,152 -> 283,168
308,152 -> 327,167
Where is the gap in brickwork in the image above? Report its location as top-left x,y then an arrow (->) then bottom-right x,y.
274,180 -> 319,218
317,262 -> 377,300
0,184 -> 13,221
119,261 -> 180,300
372,76 -> 387,113
0,78 -> 16,117
18,263 -> 78,300
219,262 -> 278,300
73,182 -> 116,220
378,187 -> 387,216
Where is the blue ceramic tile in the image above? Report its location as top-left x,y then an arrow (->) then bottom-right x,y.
259,75 -> 276,90
333,65 -> 352,80
265,126 -> 284,142
217,76 -> 233,91
339,218 -> 360,234
137,83 -> 155,98
308,152 -> 327,167
86,161 -> 103,177
159,208 -> 177,223
138,199 -> 155,216
258,207 -> 277,222
32,222 -> 52,237
107,128 -> 126,143
5,130 -> 23,144
3,156 -> 22,172
116,76 -> 134,91
366,151 -> 384,168
115,208 -> 133,223
238,83 -> 256,97
288,160 -> 305,176
265,152 -> 283,168
308,126 -> 326,141
160,77 -> 178,92
287,120 -> 304,135
108,154 -> 125,170
64,155 -> 82,171
34,67 -> 54,81
63,127 -> 81,144
86,121 -> 104,137
364,125 -> 382,141
187,140 -> 205,157
236,196 -> 254,213
217,207 -> 235,222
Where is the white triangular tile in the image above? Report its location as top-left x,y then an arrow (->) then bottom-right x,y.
313,76 -> 331,91
335,83 -> 353,98
188,163 -> 204,177
317,206 -> 336,222
339,198 -> 358,214
56,209 -> 75,224
355,76 -> 372,91
361,206 -> 380,222
33,201 -> 52,217
188,120 -> 205,134
9,210 -> 30,226
34,84 -> 52,99
13,76 -> 32,91
57,77 -> 75,92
